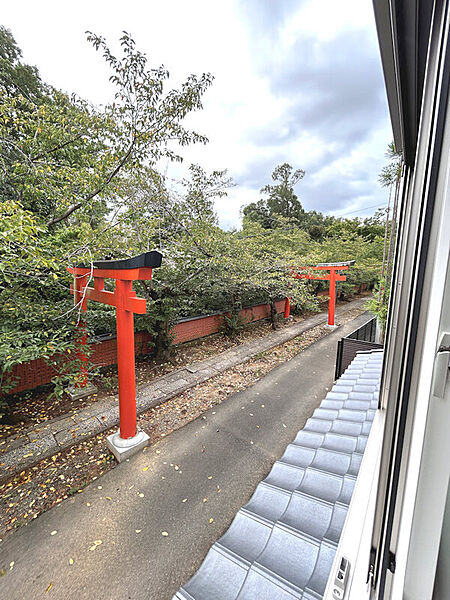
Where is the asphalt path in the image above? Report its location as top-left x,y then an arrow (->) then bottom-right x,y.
0,311 -> 371,600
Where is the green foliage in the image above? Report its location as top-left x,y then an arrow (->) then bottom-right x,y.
180,164 -> 233,225
0,29 -> 213,227
0,30 -> 385,404
260,163 -> 305,222
0,29 -> 214,398
378,142 -> 402,188
242,163 -> 305,228
0,26 -> 46,101
221,310 -> 249,339
242,162 -> 341,240
366,279 -> 390,336
367,140 -> 403,338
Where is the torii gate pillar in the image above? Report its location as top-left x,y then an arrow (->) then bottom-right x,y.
68,251 -> 162,462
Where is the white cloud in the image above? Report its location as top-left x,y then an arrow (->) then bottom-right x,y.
2,0 -> 392,228
284,0 -> 375,43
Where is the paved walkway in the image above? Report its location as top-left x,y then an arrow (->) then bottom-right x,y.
0,310 -> 370,600
0,298 -> 367,483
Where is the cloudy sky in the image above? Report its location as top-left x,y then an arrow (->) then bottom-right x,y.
2,0 -> 392,229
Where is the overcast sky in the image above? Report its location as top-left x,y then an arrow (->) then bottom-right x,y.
2,0 -> 392,229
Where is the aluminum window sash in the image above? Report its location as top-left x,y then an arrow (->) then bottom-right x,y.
369,1 -> 450,596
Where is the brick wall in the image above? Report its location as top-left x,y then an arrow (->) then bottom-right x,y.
8,289 -> 364,395
8,299 -> 287,395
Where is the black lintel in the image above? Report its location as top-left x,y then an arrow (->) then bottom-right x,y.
78,251 -> 163,270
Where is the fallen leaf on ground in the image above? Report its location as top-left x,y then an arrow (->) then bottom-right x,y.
69,558 -> 74,565
45,582 -> 53,593
182,498 -> 187,503
162,531 -> 168,536
0,303 -> 366,545
142,466 -> 149,472
135,529 -> 141,534
50,530 -> 57,536
89,539 -> 102,551
209,518 -> 214,524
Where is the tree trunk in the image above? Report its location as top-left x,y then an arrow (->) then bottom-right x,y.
154,319 -> 172,362
270,301 -> 279,330
381,184 -> 392,282
386,172 -> 400,285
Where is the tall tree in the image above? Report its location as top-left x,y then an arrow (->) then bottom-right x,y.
379,142 -> 403,284
242,163 -> 305,228
262,163 -> 305,221
0,26 -> 46,100
179,164 -> 233,225
0,29 -> 215,392
0,30 -> 214,227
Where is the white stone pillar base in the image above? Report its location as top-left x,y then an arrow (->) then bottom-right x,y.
106,428 -> 149,462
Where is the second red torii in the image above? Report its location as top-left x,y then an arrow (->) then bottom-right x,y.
289,261 -> 355,327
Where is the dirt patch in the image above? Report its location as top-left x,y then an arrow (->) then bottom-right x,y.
0,301 -> 367,542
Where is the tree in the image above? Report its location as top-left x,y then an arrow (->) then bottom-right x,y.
179,164 -> 233,225
241,199 -> 272,229
326,214 -> 384,243
242,163 -> 305,228
0,30 -> 214,228
379,141 -> 402,284
262,163 -> 305,220
0,29 -> 215,394
241,162 -> 338,239
0,26 -> 46,100
359,209 -> 386,241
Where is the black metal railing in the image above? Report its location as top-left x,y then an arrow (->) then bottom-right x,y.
347,317 -> 377,342
335,317 -> 383,379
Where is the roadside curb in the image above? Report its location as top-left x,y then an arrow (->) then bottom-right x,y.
0,298 -> 368,483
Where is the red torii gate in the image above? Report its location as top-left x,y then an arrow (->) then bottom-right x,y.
288,261 -> 355,327
68,251 -> 162,461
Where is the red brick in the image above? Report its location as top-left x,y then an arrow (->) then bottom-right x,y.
7,290 -> 363,394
